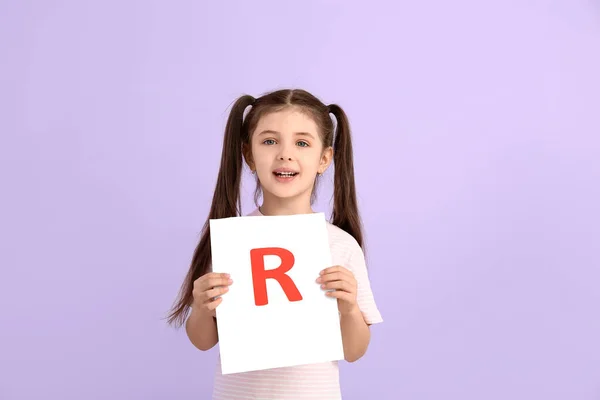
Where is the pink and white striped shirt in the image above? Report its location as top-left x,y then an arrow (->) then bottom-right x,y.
210,208 -> 383,399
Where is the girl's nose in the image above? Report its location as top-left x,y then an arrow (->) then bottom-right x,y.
279,156 -> 292,161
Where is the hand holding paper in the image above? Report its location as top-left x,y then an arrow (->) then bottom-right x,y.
317,266 -> 359,315
192,272 -> 234,318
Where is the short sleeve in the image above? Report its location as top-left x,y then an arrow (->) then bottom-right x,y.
346,244 -> 383,325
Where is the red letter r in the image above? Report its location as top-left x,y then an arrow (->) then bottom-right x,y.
250,247 -> 303,306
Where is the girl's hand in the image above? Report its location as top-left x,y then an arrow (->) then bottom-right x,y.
192,272 -> 233,318
317,266 -> 359,316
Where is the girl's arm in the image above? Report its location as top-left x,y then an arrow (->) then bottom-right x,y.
186,272 -> 232,351
318,265 -> 372,362
340,308 -> 371,362
186,309 -> 219,351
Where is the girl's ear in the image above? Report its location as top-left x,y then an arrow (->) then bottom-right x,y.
243,143 -> 255,172
319,146 -> 334,174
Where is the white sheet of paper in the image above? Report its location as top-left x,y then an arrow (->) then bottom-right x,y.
209,212 -> 344,375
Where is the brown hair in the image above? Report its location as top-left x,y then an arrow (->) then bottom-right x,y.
166,88 -> 363,327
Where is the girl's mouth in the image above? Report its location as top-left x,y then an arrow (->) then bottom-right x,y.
273,171 -> 298,178
272,169 -> 299,182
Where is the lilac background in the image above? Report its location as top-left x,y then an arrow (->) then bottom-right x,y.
1,1 -> 599,399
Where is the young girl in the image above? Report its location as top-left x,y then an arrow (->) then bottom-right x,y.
168,88 -> 383,399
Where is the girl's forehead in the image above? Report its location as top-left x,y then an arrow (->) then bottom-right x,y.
254,108 -> 319,135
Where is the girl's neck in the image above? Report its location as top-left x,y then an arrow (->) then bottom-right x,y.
259,192 -> 314,216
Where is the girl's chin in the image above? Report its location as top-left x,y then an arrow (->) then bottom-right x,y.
262,181 -> 312,200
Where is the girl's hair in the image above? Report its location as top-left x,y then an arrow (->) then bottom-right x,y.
166,88 -> 363,327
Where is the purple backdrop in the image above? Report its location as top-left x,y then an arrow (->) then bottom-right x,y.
1,1 -> 599,399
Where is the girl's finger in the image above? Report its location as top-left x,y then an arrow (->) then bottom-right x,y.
317,272 -> 344,283
205,296 -> 223,310
320,265 -> 352,277
325,290 -> 353,303
321,280 -> 354,293
204,285 -> 229,301
201,275 -> 233,291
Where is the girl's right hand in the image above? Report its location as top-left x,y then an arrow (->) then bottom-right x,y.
192,272 -> 233,318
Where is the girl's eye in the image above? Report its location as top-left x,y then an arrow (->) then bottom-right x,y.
263,139 -> 276,145
297,141 -> 309,147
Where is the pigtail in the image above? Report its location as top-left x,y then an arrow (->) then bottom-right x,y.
166,94 -> 255,327
328,104 -> 364,249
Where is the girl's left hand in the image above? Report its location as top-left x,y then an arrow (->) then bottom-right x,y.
317,266 -> 359,315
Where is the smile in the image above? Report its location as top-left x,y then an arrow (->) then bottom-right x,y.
272,168 -> 299,182
273,171 -> 298,177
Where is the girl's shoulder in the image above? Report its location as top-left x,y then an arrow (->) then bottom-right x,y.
325,221 -> 363,261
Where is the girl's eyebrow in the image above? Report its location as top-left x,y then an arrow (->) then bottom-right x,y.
257,130 -> 316,139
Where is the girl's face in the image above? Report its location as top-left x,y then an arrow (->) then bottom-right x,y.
245,107 -> 333,203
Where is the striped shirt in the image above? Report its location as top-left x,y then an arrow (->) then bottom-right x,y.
211,208 -> 383,399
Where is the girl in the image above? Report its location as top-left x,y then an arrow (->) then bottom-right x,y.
168,89 -> 383,399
